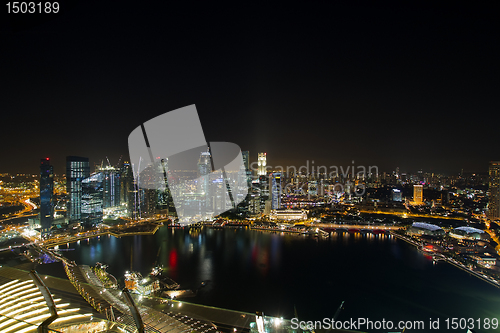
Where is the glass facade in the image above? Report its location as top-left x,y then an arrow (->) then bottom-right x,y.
270,172 -> 282,209
81,172 -> 104,227
98,166 -> 121,208
39,158 -> 54,234
66,156 -> 90,223
488,161 -> 500,220
257,152 -> 266,176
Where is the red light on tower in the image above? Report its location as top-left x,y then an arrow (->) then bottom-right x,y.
46,157 -> 49,160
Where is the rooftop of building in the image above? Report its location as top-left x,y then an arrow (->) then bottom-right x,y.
411,222 -> 443,231
452,226 -> 485,234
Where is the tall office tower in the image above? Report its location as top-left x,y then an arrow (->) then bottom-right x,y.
269,172 -> 282,209
259,175 -> 269,212
242,151 -> 252,185
137,164 -> 160,219
249,192 -> 261,214
211,174 -> 228,212
140,188 -> 158,218
156,158 -> 175,215
39,158 -> 54,235
488,161 -> 500,221
392,188 -> 402,202
97,166 -> 121,208
129,176 -> 140,220
120,161 -> 132,205
318,179 -> 325,197
66,156 -> 90,223
308,180 -> 318,196
81,172 -> 103,228
413,184 -> 423,204
440,189 -> 450,205
120,161 -> 139,219
242,151 -> 250,171
198,150 -> 212,209
257,152 -> 267,176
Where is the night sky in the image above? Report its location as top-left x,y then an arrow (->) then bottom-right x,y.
1,2 -> 499,175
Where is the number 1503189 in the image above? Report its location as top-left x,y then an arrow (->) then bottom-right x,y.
6,2 -> 59,14
445,317 -> 498,330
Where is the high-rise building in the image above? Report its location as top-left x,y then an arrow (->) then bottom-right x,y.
198,150 -> 212,209
211,174 -> 228,212
259,175 -> 269,212
129,174 -> 140,220
137,164 -> 160,219
413,184 -> 423,204
198,151 -> 211,189
488,161 -> 500,221
242,151 -> 252,185
140,188 -> 158,218
120,161 -> 132,206
440,189 -> 450,205
81,172 -> 103,227
269,172 -> 282,210
66,156 -> 90,223
242,151 -> 250,172
308,180 -> 318,196
392,188 -> 402,202
120,161 -> 139,219
97,165 -> 121,208
156,158 -> 175,216
258,153 -> 267,176
248,192 -> 261,214
39,158 -> 54,235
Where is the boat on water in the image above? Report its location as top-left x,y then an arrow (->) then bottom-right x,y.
150,266 -> 180,289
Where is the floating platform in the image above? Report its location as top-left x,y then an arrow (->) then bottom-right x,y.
162,289 -> 196,299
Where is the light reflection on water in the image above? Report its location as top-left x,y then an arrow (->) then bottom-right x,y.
63,227 -> 500,332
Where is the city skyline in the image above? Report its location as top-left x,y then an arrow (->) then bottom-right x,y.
1,3 -> 500,175
2,152 -> 495,178
2,3 -> 500,332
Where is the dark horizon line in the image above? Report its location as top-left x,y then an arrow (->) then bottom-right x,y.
0,163 -> 492,178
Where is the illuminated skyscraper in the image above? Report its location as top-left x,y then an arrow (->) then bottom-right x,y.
156,158 -> 175,216
66,156 -> 90,223
488,161 -> 500,221
259,175 -> 269,212
198,150 -> 212,209
392,188 -> 402,202
137,163 -> 159,218
308,181 -> 318,196
242,151 -> 252,186
120,160 -> 132,205
242,151 -> 249,170
97,165 -> 121,208
81,172 -> 103,227
258,153 -> 267,176
269,172 -> 282,209
39,158 -> 54,234
413,184 -> 423,204
120,161 -> 140,219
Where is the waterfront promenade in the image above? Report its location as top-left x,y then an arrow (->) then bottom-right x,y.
43,222 -> 162,247
389,231 -> 500,288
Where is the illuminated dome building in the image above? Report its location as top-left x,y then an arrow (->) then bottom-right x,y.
407,222 -> 445,237
449,226 -> 490,241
